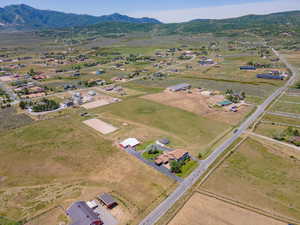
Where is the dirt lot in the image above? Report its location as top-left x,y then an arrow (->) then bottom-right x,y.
83,118 -> 118,134
142,89 -> 252,125
169,193 -> 285,225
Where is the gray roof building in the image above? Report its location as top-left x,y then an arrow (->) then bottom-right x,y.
167,83 -> 191,92
98,193 -> 117,209
66,201 -> 103,225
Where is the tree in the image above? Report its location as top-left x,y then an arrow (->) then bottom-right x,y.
19,101 -> 27,109
198,152 -> 203,159
241,92 -> 246,99
170,160 -> 182,173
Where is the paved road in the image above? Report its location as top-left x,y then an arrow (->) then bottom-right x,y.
247,131 -> 300,151
268,111 -> 300,119
138,48 -> 299,225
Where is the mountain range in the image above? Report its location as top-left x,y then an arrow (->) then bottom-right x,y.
0,4 -> 300,38
0,4 -> 161,29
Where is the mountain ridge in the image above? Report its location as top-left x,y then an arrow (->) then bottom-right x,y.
0,4 -> 162,29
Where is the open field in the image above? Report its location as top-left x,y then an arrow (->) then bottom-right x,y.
254,123 -> 291,138
261,113 -> 300,126
168,193 -> 285,225
270,101 -> 300,114
175,54 -> 287,85
0,107 -> 34,132
0,115 -> 175,224
142,90 -> 253,125
201,137 -> 300,221
90,98 -> 231,156
132,77 -> 278,98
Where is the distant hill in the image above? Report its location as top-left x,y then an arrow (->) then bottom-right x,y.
0,4 -> 161,29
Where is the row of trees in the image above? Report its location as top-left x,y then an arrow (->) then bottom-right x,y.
19,98 -> 60,112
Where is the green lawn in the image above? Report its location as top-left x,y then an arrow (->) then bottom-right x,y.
176,160 -> 198,178
142,150 -> 163,160
136,140 -> 155,151
92,98 -> 230,156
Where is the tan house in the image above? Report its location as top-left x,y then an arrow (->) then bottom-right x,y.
155,149 -> 189,166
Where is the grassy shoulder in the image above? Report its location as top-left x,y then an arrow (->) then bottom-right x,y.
201,137 -> 300,221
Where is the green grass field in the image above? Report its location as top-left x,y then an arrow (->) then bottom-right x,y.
271,101 -> 300,114
91,98 -> 230,156
202,137 -> 300,221
261,114 -> 300,126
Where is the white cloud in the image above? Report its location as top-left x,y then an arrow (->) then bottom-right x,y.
128,0 -> 300,23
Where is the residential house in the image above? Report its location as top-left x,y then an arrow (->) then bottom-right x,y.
155,149 -> 190,166
66,201 -> 103,225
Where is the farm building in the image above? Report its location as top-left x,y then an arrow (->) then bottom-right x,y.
98,193 -> 118,209
66,201 -> 103,225
155,149 -> 190,166
240,66 -> 256,70
167,83 -> 191,92
256,73 -> 285,80
120,138 -> 140,148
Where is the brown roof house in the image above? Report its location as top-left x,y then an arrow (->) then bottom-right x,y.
155,149 -> 190,166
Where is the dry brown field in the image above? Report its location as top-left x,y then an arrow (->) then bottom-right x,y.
142,89 -> 252,125
168,193 -> 286,225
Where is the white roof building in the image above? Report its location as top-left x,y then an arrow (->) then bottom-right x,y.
86,200 -> 98,209
120,138 -> 140,148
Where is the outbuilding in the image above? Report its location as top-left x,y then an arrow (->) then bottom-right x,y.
156,138 -> 170,146
167,83 -> 191,92
120,138 -> 140,149
98,193 -> 118,209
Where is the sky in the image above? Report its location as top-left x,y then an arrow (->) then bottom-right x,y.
0,0 -> 299,23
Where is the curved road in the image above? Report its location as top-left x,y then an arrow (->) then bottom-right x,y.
139,48 -> 299,225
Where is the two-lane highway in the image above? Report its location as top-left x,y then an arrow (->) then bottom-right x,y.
139,48 -> 299,225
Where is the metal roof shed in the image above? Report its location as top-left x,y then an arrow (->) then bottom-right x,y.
98,193 -> 117,209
